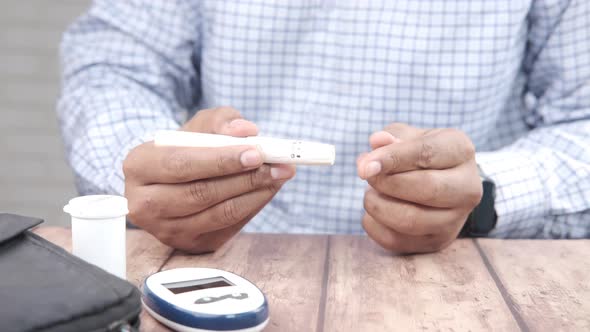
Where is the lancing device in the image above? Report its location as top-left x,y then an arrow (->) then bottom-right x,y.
154,130 -> 336,165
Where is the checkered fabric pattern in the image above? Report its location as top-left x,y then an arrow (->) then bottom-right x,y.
58,0 -> 590,238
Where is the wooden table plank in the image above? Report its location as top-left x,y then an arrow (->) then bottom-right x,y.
125,231 -> 176,331
125,230 -> 175,287
323,236 -> 519,331
476,239 -> 590,331
162,233 -> 329,332
34,227 -> 174,332
33,226 -> 72,251
34,227 -> 590,331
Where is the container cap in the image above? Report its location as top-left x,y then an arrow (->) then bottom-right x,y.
63,195 -> 129,219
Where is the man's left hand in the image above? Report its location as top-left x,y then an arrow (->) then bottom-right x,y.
357,123 -> 483,254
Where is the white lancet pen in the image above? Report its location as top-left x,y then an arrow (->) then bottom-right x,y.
154,130 -> 336,166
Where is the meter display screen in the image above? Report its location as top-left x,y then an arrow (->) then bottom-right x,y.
163,276 -> 234,294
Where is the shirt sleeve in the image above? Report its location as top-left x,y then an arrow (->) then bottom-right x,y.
476,0 -> 590,238
57,0 -> 200,195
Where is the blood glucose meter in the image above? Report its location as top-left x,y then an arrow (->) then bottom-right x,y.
142,268 -> 269,332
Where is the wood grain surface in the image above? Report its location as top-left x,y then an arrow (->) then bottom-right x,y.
323,236 -> 519,331
477,239 -> 590,332
162,233 -> 329,332
124,230 -> 175,331
33,226 -> 72,251
35,227 -> 589,332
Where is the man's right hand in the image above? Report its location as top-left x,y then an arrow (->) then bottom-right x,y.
123,107 -> 295,253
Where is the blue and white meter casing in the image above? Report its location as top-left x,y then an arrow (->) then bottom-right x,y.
142,268 -> 269,332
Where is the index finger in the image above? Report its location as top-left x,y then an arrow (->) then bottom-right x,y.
124,142 -> 263,184
358,128 -> 475,178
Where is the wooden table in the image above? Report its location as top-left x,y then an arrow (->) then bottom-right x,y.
34,227 -> 590,332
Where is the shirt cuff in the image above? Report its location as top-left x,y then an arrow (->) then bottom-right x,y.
476,150 -> 550,236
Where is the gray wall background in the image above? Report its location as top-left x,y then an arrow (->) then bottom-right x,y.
0,1 -> 91,226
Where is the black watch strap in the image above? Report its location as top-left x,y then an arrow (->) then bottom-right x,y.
459,173 -> 497,238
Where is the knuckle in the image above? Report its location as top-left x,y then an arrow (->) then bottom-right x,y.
417,138 -> 435,169
188,181 -> 216,207
128,195 -> 159,223
447,128 -> 476,159
381,235 -> 403,252
127,199 -> 142,221
399,205 -> 418,234
216,153 -> 233,174
463,139 -> 476,159
164,151 -> 191,180
220,200 -> 240,226
126,204 -> 142,225
122,156 -> 135,178
362,216 -> 398,252
266,182 -> 282,195
424,236 -> 449,253
122,145 -> 144,179
159,226 -> 193,251
387,151 -> 402,172
141,195 -> 161,217
363,191 -> 379,215
361,214 -> 371,230
419,172 -> 440,204
381,240 -> 397,252
466,181 -> 484,207
127,205 -> 140,222
157,228 -> 177,247
366,177 -> 377,190
248,165 -> 271,189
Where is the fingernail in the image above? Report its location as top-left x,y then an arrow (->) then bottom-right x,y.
365,161 -> 382,178
270,165 -> 294,180
240,149 -> 262,167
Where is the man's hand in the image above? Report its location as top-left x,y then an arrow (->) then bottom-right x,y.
123,107 -> 295,253
357,123 -> 482,254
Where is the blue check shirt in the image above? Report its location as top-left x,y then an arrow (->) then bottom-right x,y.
58,0 -> 590,238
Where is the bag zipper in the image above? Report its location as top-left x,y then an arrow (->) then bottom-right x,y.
107,318 -> 138,332
106,305 -> 142,332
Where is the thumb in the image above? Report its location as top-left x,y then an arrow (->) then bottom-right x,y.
182,106 -> 259,137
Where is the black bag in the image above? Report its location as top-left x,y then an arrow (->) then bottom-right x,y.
0,214 -> 141,332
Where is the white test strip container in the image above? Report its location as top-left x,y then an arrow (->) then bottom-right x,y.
63,195 -> 129,279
